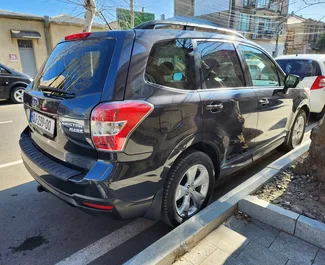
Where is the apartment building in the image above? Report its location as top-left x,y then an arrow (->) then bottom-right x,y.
285,15 -> 325,54
174,0 -> 289,56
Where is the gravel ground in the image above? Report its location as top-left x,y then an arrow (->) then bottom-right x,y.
253,153 -> 325,223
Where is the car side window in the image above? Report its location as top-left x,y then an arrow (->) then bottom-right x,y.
145,39 -> 196,90
0,67 -> 9,75
196,41 -> 245,89
238,45 -> 280,87
278,68 -> 285,86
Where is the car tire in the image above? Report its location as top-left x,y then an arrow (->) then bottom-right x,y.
10,86 -> 25,104
283,110 -> 306,151
162,150 -> 215,227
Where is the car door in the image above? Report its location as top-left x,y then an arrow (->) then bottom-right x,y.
196,40 -> 259,176
0,66 -> 10,98
238,44 -> 292,156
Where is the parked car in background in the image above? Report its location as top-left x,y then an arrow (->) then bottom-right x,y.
20,21 -> 309,227
276,54 -> 325,119
0,63 -> 32,103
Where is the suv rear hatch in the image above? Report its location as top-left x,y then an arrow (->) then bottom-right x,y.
23,31 -> 133,171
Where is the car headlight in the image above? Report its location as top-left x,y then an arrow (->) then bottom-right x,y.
29,78 -> 33,82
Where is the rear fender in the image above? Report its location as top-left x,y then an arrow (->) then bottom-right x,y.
165,132 -> 225,178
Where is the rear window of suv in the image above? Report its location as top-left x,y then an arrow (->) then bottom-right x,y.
33,38 -> 116,96
276,59 -> 321,79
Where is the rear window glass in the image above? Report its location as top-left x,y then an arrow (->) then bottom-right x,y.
276,59 -> 321,79
33,39 -> 115,96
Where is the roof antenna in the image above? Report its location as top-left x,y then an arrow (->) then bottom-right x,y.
99,10 -> 112,30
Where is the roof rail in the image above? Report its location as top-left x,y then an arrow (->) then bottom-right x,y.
134,20 -> 245,39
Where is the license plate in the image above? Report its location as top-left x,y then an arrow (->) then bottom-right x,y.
30,111 -> 55,137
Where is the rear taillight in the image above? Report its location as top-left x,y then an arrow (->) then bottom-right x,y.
90,101 -> 153,151
64,32 -> 91,41
311,76 -> 325,90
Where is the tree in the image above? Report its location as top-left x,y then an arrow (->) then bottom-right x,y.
83,0 -> 97,32
295,117 -> 325,203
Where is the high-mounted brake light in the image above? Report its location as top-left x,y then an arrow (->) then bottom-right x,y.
311,76 -> 325,90
91,101 -> 154,151
64,32 -> 91,41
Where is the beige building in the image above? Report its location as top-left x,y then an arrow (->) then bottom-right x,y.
285,15 -> 325,54
0,10 -> 111,77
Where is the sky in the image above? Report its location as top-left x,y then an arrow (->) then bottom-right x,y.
0,0 -> 174,22
1,0 -> 325,23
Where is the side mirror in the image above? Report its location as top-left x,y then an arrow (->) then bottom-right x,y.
173,72 -> 184,81
284,74 -> 300,91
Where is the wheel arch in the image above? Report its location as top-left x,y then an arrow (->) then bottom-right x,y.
166,133 -> 224,181
284,102 -> 309,148
7,82 -> 28,99
299,104 -> 310,122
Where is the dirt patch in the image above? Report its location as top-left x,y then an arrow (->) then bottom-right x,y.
9,235 -> 49,253
253,153 -> 325,223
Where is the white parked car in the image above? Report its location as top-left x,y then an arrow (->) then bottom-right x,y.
276,54 -> 325,118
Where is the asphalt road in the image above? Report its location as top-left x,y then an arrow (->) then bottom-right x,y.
0,100 -> 317,265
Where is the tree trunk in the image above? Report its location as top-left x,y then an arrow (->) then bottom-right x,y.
296,116 -> 325,184
83,0 -> 96,32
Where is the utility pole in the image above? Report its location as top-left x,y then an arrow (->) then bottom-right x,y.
274,0 -> 285,57
130,0 -> 134,28
227,0 -> 233,29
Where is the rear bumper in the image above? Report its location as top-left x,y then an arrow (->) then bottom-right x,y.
310,89 -> 325,113
19,128 -> 153,219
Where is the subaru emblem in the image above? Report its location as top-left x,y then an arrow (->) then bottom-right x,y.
31,97 -> 39,108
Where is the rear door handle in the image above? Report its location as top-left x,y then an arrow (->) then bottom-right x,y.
206,103 -> 223,112
259,98 -> 269,106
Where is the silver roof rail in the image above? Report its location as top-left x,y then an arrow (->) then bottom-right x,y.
134,20 -> 245,39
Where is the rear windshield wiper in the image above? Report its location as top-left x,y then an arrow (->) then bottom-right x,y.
39,85 -> 76,98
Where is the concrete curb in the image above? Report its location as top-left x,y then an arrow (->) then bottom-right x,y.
239,196 -> 325,250
124,139 -> 311,265
295,215 -> 325,249
238,196 -> 299,235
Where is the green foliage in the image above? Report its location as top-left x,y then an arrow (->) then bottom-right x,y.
117,8 -> 155,29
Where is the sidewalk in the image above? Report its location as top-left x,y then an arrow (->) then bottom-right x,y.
173,215 -> 325,265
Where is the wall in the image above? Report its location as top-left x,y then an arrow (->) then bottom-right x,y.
254,40 -> 285,57
48,23 -> 106,50
0,17 -> 48,72
286,21 -> 306,54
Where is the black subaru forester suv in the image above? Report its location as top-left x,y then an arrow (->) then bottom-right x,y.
20,20 -> 309,227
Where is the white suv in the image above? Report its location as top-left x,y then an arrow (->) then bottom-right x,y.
276,54 -> 325,118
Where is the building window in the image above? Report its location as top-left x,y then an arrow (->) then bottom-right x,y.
287,31 -> 294,41
238,14 -> 251,32
257,0 -> 268,8
17,39 -> 33,48
255,17 -> 274,38
256,0 -> 280,11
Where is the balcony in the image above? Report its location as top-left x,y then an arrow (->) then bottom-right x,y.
252,30 -> 275,39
